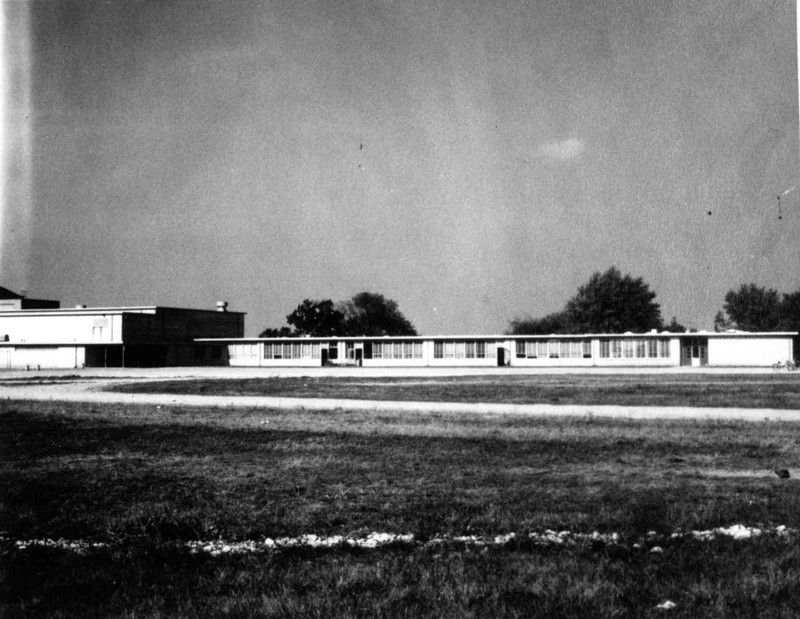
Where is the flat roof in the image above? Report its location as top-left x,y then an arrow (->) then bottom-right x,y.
197,331 -> 798,343
0,306 -> 245,317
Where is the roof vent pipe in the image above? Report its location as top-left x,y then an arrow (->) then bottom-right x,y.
216,301 -> 228,312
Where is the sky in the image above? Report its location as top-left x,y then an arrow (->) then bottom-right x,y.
1,0 -> 798,336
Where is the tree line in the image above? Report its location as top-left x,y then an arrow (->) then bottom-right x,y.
261,269 -> 800,340
260,291 -> 417,338
714,284 -> 800,333
507,267 -> 800,336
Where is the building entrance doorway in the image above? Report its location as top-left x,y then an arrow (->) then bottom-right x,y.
680,337 -> 708,367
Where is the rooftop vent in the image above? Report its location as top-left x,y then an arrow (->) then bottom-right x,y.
216,301 -> 228,312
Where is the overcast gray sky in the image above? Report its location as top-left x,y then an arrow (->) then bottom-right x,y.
2,0 -> 798,335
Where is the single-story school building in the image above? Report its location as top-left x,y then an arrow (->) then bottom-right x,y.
0,286 -> 794,370
202,330 -> 796,369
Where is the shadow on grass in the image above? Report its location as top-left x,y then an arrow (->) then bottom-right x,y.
4,539 -> 800,617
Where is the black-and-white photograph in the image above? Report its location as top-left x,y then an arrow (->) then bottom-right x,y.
2,1 -> 799,616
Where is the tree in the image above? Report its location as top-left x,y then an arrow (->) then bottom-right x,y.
338,292 -> 417,336
564,267 -> 663,333
664,316 -> 687,332
721,284 -> 782,331
258,326 -> 295,338
778,290 -> 800,332
286,299 -> 345,336
263,292 -> 417,337
508,267 -> 663,334
713,310 -> 734,332
507,311 -> 570,335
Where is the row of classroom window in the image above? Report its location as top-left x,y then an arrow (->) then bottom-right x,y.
516,339 -> 671,359
230,341 -> 488,360
228,338 -> 673,361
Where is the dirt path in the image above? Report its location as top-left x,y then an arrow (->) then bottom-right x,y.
1,368 -> 799,422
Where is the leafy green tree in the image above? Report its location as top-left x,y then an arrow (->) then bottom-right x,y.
721,284 -> 782,331
339,292 -> 417,336
509,267 -> 663,334
286,299 -> 345,336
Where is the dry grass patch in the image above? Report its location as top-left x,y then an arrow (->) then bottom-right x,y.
4,398 -> 800,616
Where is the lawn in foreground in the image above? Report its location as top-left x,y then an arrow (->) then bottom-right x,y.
3,399 -> 800,617
110,373 -> 800,409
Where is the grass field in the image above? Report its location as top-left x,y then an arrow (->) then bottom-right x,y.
111,373 -> 800,409
3,377 -> 800,616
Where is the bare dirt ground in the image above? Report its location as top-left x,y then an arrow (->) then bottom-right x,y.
1,365 -> 798,421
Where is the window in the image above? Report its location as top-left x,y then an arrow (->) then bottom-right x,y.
434,340 -> 491,360
598,338 -> 671,360
370,341 -> 422,360
262,342 -> 320,359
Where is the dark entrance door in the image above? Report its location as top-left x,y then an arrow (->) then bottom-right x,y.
355,349 -> 363,367
497,347 -> 505,367
680,337 -> 708,367
321,348 -> 328,366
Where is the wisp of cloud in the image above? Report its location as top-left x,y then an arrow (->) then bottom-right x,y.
538,137 -> 586,161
